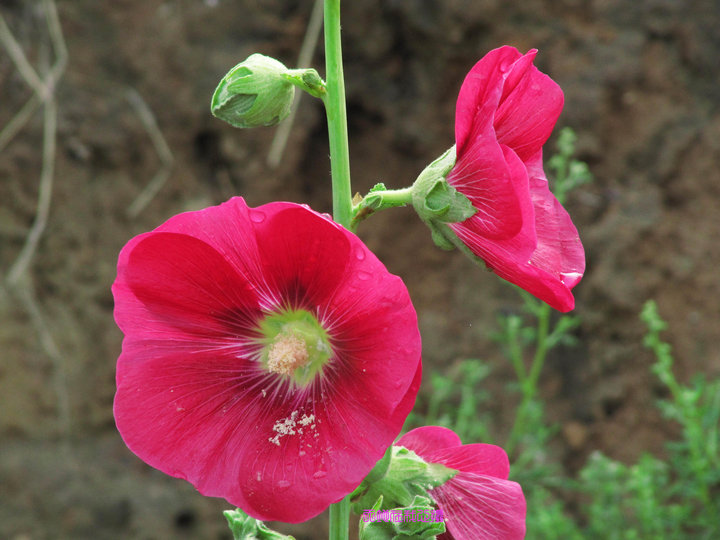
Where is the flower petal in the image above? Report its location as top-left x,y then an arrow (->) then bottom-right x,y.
449,144 -> 536,270
494,50 -> 564,162
525,151 -> 586,290
455,46 -> 523,156
450,47 -> 531,240
433,472 -> 526,540
397,426 -> 462,456
115,232 -> 261,341
425,444 -> 510,481
253,205 -> 350,309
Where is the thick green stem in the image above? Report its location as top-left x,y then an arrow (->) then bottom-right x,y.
322,0 -> 352,228
329,496 -> 350,540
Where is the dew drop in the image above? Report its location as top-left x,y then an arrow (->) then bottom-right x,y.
276,480 -> 291,490
250,210 -> 266,223
354,245 -> 366,261
357,270 -> 371,281
313,470 -> 327,479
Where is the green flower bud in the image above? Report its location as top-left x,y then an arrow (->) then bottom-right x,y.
211,53 -> 295,128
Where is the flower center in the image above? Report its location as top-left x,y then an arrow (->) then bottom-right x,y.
267,333 -> 309,375
258,309 -> 333,387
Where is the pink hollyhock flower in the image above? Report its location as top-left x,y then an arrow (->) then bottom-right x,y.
397,426 -> 526,540
112,197 -> 421,523
446,46 -> 584,312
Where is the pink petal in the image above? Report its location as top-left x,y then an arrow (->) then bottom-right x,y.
449,144 -> 537,273
425,444 -> 510,481
451,146 -> 581,312
253,205 -> 351,309
114,232 -> 261,341
450,47 -> 529,240
455,46 -> 523,156
433,472 -> 526,540
494,51 -> 564,162
525,151 -> 585,290
397,426 -> 462,457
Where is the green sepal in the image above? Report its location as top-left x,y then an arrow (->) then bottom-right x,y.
352,446 -> 457,514
428,222 -> 456,251
410,145 -> 475,225
423,179 -> 476,222
211,53 -> 295,128
351,445 -> 393,499
359,495 -> 446,540
223,508 -> 296,540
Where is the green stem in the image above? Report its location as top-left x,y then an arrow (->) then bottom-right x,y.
527,303 -> 551,390
323,2 -> 352,538
322,0 -> 352,228
329,496 -> 350,540
366,187 -> 414,207
505,302 -> 551,457
350,187 -> 414,230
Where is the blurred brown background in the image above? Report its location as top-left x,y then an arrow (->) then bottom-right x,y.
1,0 -> 719,538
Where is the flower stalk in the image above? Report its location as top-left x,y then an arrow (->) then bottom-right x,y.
323,1 -> 353,537
322,0 -> 352,229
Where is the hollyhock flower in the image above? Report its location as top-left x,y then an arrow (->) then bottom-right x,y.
112,197 -> 421,523
413,46 -> 584,312
397,426 -> 526,540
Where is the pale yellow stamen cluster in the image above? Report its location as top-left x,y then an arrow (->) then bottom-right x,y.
266,334 -> 309,375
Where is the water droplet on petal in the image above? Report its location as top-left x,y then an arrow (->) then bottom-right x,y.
357,270 -> 371,281
354,245 -> 366,261
250,210 -> 266,223
276,479 -> 291,490
313,470 -> 327,479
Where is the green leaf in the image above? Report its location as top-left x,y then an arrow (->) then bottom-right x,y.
359,495 -> 446,540
224,508 -> 296,540
352,446 -> 456,515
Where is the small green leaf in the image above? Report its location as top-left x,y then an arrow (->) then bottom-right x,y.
352,446 -> 456,514
224,508 -> 296,540
359,495 -> 446,540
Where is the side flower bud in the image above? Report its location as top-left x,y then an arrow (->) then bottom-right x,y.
211,53 -> 295,128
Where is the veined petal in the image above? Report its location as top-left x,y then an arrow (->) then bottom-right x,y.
433,473 -> 526,540
449,144 -> 537,269
455,46 -> 523,156
494,50 -> 564,162
396,425 -> 462,456
525,151 -> 586,290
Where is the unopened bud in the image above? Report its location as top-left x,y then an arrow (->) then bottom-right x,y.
211,54 -> 295,128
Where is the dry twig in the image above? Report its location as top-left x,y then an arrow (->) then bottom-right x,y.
125,88 -> 174,218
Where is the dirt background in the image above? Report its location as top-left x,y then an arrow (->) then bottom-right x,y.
1,1 -> 719,539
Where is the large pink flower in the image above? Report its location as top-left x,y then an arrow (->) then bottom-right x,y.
446,46 -> 584,312
112,197 -> 421,523
397,426 -> 526,540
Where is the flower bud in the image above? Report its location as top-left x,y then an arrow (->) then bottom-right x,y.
211,54 -> 295,128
